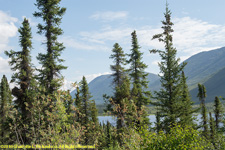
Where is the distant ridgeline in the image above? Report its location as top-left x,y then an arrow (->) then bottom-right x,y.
71,47 -> 225,105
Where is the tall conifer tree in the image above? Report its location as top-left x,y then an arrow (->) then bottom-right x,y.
110,43 -> 126,87
197,83 -> 209,139
150,3 -> 185,132
209,112 -> 216,148
109,43 -> 127,131
75,86 -> 81,123
214,96 -> 224,130
179,71 -> 197,127
79,76 -> 98,145
5,18 -> 34,144
128,30 -> 151,127
0,75 -> 12,143
80,76 -> 90,145
33,0 -> 67,95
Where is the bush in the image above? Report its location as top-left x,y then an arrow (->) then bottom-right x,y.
115,124 -> 214,150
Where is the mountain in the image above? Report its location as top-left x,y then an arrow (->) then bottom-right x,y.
71,47 -> 225,105
184,47 -> 225,90
189,66 -> 225,103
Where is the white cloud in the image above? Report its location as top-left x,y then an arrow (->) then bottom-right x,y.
61,79 -> 75,91
131,17 -> 225,60
90,11 -> 128,22
0,57 -> 11,74
61,16 -> 225,70
179,56 -> 190,62
61,36 -> 110,51
80,28 -> 133,44
85,72 -> 111,83
172,17 -> 225,55
0,11 -> 18,53
135,17 -> 225,56
152,60 -> 160,66
61,16 -> 225,62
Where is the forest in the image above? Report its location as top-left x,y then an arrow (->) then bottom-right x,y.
1,0 -> 225,149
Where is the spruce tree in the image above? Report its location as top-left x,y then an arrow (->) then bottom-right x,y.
0,75 -> 12,143
214,96 -> 224,130
179,71 -> 197,127
106,121 -> 113,148
80,76 -> 90,145
89,100 -> 100,145
150,3 -> 185,132
197,83 -> 209,139
79,76 -> 98,145
128,30 -> 151,127
90,100 -> 99,127
109,43 -> 127,130
114,75 -> 132,145
65,90 -> 74,115
5,18 -> 34,144
75,85 -> 81,123
33,0 -> 67,95
209,112 -> 216,148
110,43 -> 126,87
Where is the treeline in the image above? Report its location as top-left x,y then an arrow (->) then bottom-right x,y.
0,0 -> 225,149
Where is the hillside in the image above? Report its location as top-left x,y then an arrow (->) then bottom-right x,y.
184,47 -> 225,89
189,66 -> 225,103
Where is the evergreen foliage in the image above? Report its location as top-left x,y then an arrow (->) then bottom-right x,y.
155,110 -> 161,133
209,112 -> 216,148
109,43 -> 127,129
75,85 -> 82,123
5,18 -> 34,144
197,83 -> 209,139
108,43 -> 131,145
214,96 -> 224,131
79,76 -> 99,145
106,121 -> 113,148
110,43 -> 126,87
128,30 -> 151,127
0,75 -> 12,144
33,0 -> 67,94
150,3 -> 186,132
179,71 -> 197,127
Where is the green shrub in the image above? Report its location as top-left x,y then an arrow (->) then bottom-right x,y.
115,124 -> 214,150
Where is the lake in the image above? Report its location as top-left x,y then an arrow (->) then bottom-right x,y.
98,114 -> 203,127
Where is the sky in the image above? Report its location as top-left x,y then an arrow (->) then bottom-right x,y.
0,0 -> 225,91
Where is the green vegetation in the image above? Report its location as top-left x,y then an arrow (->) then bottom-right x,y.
1,0 -> 225,149
0,75 -> 12,144
150,3 -> 196,132
33,0 -> 67,95
198,84 -> 209,139
128,30 -> 151,128
5,18 -> 34,144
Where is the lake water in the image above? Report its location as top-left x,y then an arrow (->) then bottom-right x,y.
98,114 -> 203,127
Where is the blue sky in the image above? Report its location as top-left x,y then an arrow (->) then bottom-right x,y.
0,0 -> 225,90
